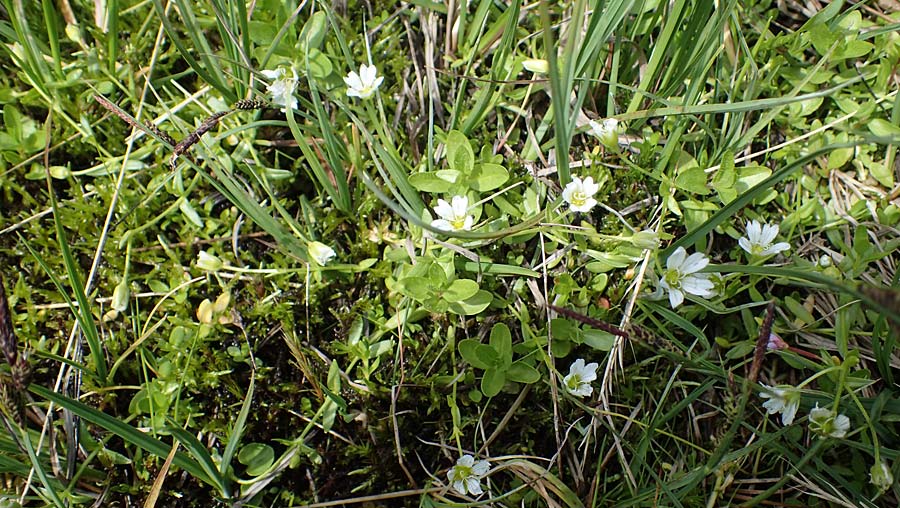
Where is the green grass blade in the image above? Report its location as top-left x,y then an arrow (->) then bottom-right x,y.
29,385 -> 223,493
219,377 -> 254,477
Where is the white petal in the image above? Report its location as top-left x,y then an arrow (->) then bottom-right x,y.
667,288 -> 684,308
745,220 -> 762,242
666,247 -> 687,270
782,400 -> 798,425
738,237 -> 753,254
461,216 -> 474,231
457,454 -> 475,467
471,460 -> 490,476
761,242 -> 790,256
573,384 -> 593,397
570,198 -> 597,213
433,199 -> 454,220
452,479 -> 465,493
581,176 -> 598,195
344,71 -> 363,90
431,219 -> 452,231
760,223 -> 779,245
466,478 -> 482,495
680,252 -> 709,274
569,358 -> 585,374
450,195 -> 469,216
681,275 -> 714,297
261,69 -> 281,79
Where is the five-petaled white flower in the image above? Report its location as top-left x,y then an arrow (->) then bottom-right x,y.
431,195 -> 474,232
308,241 -> 336,265
588,118 -> 619,149
738,220 -> 790,257
760,384 -> 801,425
344,64 -> 384,99
870,460 -> 894,493
562,176 -> 600,213
261,67 -> 298,110
447,454 -> 490,496
658,247 -> 715,308
563,358 -> 599,397
808,403 -> 851,439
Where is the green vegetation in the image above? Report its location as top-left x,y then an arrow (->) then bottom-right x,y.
1,0 -> 899,506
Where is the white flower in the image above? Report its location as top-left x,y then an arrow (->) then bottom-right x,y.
658,247 -> 715,308
808,403 -> 851,439
197,250 -> 224,272
522,58 -> 549,74
431,195 -> 474,232
563,358 -> 598,397
447,454 -> 490,496
738,220 -> 790,257
344,64 -> 383,99
562,176 -> 600,213
261,67 -> 298,110
870,460 -> 894,493
760,384 -> 800,425
588,118 -> 619,149
308,241 -> 336,265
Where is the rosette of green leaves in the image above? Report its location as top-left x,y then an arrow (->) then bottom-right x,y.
459,323 -> 540,397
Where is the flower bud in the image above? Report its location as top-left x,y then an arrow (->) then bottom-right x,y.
197,250 -> 223,272
308,241 -> 336,265
522,59 -> 549,74
588,118 -> 619,150
631,230 -> 659,250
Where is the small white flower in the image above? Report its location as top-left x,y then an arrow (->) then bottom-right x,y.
261,67 -> 298,110
431,195 -> 474,232
562,176 -> 600,213
658,247 -> 715,308
563,358 -> 598,397
738,220 -> 790,257
759,384 -> 800,425
308,241 -> 336,265
588,118 -> 619,149
808,403 -> 851,439
344,64 -> 384,99
522,58 -> 549,74
197,250 -> 224,272
447,454 -> 490,496
870,460 -> 894,493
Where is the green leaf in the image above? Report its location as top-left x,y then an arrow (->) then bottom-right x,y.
468,163 -> 509,191
550,318 -> 577,339
868,119 -> 900,137
734,166 -> 772,193
489,323 -> 512,365
674,167 -> 710,195
397,277 -> 433,301
448,290 -> 493,315
442,279 -> 480,302
299,11 -> 327,50
481,368 -> 506,397
583,329 -> 616,351
712,152 -> 737,204
459,339 -> 491,369
408,172 -> 455,193
446,130 -> 474,174
506,362 -> 540,384
237,443 -> 275,477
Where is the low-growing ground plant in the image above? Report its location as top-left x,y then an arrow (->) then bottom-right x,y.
0,0 -> 899,507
